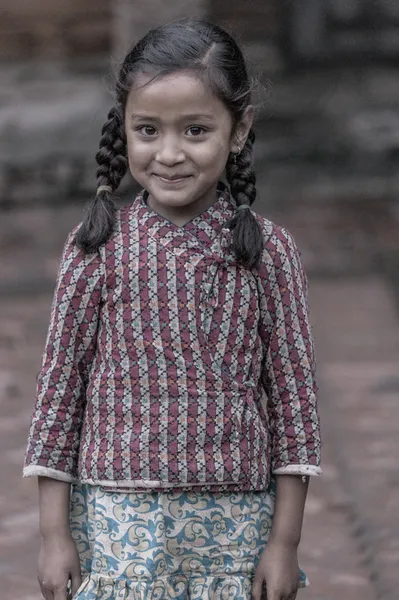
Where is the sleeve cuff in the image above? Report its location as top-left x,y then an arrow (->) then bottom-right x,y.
23,465 -> 79,483
273,464 -> 322,477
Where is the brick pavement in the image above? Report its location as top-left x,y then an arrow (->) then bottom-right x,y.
309,279 -> 399,600
275,276 -> 398,600
1,251 -> 398,599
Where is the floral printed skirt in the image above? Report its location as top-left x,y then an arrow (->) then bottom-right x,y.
69,480 -> 308,599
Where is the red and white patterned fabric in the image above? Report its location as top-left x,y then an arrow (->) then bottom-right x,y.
23,187 -> 321,491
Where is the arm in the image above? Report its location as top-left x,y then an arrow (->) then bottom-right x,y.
24,228 -> 104,482
39,476 -> 71,538
253,224 -> 321,600
258,225 -> 321,477
252,475 -> 308,600
270,474 -> 308,548
37,477 -> 82,600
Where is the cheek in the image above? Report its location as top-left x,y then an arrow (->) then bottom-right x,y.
126,138 -> 152,173
193,139 -> 230,170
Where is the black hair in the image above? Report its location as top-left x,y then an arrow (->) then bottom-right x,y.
76,19 -> 264,268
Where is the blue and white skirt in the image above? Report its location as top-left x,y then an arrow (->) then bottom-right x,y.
69,480 -> 308,599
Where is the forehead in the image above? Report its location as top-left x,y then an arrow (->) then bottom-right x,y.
126,71 -> 231,120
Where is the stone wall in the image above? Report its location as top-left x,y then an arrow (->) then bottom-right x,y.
209,0 -> 280,41
0,0 -> 281,62
112,0 -> 206,61
208,0 -> 282,73
0,0 -> 110,60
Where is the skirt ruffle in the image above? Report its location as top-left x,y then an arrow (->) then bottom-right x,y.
75,572 -> 307,600
70,483 -> 308,599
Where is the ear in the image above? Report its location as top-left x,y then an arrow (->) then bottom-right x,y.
231,105 -> 254,153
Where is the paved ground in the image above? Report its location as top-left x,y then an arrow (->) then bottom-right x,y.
1,201 -> 398,599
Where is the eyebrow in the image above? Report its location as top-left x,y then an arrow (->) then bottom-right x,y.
130,113 -> 216,122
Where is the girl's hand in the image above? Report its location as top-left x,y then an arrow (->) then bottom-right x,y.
251,539 -> 300,600
38,532 -> 82,600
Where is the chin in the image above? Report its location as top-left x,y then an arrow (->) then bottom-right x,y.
151,187 -> 197,205
155,196 -> 195,208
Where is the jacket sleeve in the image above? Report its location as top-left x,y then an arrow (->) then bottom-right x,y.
23,228 -> 104,482
258,224 -> 321,477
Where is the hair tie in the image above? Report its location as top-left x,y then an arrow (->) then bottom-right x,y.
236,204 -> 251,212
233,145 -> 241,164
97,185 -> 113,195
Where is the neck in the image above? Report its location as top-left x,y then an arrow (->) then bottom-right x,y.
146,185 -> 219,227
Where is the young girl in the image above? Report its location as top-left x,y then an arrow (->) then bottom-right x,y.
24,20 -> 321,600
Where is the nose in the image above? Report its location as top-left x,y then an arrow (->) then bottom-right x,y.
155,135 -> 185,166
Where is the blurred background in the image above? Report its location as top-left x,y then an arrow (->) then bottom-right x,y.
0,1 -> 399,599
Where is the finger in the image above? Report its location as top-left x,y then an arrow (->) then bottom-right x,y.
53,584 -> 68,600
251,572 -> 264,600
264,589 -> 280,600
70,566 -> 82,596
38,579 -> 54,600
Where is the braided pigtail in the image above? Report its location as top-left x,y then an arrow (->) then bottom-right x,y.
226,129 -> 264,269
74,20 -> 263,259
76,105 -> 128,253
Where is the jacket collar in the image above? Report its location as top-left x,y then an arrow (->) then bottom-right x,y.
129,183 -> 235,257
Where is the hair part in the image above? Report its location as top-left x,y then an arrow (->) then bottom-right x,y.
76,19 -> 263,268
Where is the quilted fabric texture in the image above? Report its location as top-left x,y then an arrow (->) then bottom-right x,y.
24,186 -> 321,491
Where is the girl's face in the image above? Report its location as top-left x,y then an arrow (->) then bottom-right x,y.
125,71 -> 253,221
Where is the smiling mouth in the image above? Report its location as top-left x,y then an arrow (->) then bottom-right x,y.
155,175 -> 191,183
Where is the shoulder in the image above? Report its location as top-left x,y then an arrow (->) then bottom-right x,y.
117,202 -> 135,223
61,224 -> 104,274
110,200 -> 140,236
69,201 -> 137,249
255,214 -> 300,266
255,214 -> 288,243
253,215 -> 307,294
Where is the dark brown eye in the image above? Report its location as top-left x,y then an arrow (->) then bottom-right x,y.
187,126 -> 205,137
139,126 -> 157,136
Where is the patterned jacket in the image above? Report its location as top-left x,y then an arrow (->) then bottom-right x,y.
23,188 -> 321,492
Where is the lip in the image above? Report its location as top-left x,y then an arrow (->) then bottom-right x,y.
154,175 -> 192,185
